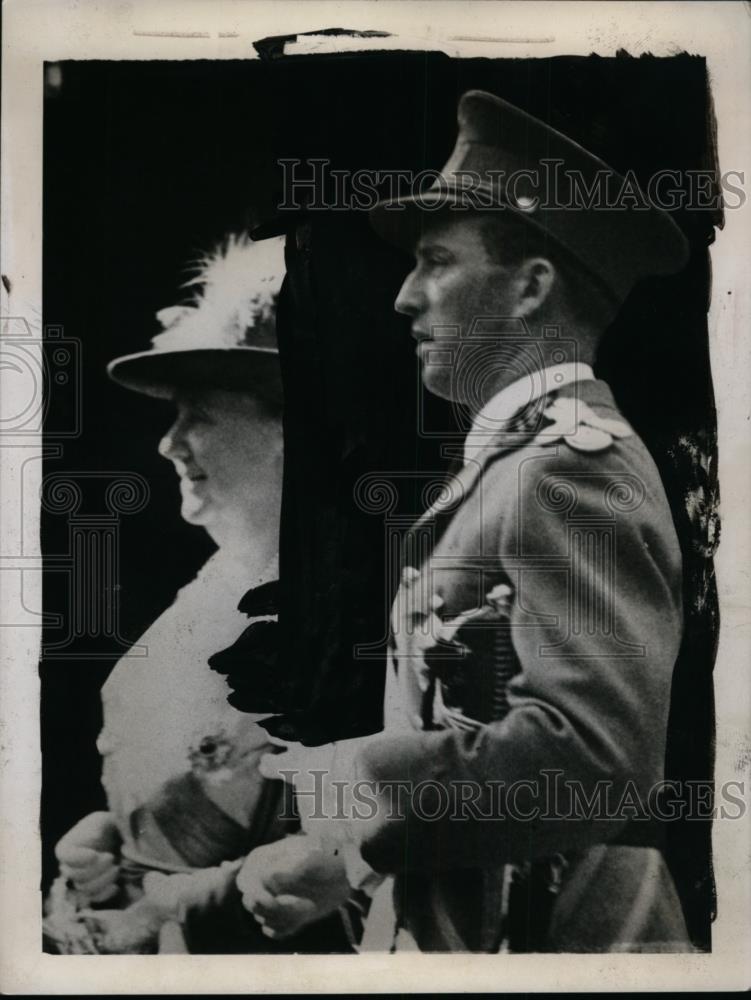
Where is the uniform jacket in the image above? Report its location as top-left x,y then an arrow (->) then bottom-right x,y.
356,379 -> 692,952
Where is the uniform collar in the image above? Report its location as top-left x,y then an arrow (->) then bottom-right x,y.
463,362 -> 595,465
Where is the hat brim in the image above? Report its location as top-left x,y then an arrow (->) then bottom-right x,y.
370,185 -> 593,265
370,186 -> 615,293
107,347 -> 282,403
370,183 -> 688,303
370,188 -> 487,252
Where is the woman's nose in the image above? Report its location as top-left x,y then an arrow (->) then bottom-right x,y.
158,420 -> 190,462
394,269 -> 423,317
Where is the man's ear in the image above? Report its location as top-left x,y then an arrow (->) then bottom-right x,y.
515,257 -> 556,318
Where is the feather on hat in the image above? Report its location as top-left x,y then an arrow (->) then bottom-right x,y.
107,233 -> 285,403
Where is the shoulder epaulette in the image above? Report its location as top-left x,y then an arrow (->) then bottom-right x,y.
530,396 -> 633,452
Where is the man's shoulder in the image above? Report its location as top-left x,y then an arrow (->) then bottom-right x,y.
485,383 -> 647,474
475,383 -> 669,526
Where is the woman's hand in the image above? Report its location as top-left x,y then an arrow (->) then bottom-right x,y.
236,835 -> 351,939
55,811 -> 121,904
78,897 -> 164,954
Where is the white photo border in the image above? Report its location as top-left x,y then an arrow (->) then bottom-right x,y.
1,0 -> 749,992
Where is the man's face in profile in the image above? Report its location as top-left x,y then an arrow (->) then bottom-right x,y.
394,214 -> 520,404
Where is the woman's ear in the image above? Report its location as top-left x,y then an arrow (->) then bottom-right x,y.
515,257 -> 556,318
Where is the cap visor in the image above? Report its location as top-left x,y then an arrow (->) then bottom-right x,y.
369,184 -> 549,253
370,189 -> 481,252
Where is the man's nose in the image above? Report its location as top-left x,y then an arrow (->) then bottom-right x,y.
394,269 -> 423,317
158,420 -> 190,462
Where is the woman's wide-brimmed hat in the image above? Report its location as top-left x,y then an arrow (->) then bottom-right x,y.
107,233 -> 285,405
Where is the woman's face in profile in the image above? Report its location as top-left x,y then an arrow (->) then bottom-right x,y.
158,387 -> 281,534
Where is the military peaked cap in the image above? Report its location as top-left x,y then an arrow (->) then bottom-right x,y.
370,90 -> 689,303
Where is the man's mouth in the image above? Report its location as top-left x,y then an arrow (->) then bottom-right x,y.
413,328 -> 435,353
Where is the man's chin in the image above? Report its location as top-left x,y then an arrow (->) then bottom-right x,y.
422,367 -> 461,404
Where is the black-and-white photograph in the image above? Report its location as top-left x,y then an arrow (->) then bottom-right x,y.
1,1 -> 750,992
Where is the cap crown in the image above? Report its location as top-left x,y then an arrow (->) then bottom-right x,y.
370,90 -> 690,304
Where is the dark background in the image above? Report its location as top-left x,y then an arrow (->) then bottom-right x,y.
42,49 -> 720,948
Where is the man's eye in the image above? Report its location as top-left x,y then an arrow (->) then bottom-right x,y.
420,253 -> 448,269
181,406 -> 211,425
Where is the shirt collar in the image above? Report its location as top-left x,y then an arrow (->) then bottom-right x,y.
463,362 -> 595,465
